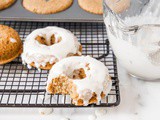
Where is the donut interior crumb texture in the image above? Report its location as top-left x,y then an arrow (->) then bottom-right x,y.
47,75 -> 106,106
0,0 -> 16,10
78,0 -> 103,15
47,68 -> 86,94
23,0 -> 73,14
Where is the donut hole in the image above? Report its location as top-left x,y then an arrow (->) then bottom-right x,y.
35,34 -> 62,46
69,68 -> 86,79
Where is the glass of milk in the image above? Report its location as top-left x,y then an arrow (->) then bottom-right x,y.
103,0 -> 160,80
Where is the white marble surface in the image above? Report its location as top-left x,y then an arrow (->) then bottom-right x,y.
1,64 -> 160,120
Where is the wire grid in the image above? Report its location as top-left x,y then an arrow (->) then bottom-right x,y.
0,21 -> 120,107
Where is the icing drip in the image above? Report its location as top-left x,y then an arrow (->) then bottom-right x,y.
47,56 -> 112,106
21,26 -> 81,69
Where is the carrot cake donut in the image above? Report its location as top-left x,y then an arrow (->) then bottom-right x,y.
46,56 -> 112,106
0,0 -> 16,10
0,25 -> 22,65
23,0 -> 73,14
78,0 -> 103,15
21,26 -> 82,70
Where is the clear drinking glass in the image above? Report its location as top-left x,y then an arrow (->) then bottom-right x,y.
103,0 -> 160,80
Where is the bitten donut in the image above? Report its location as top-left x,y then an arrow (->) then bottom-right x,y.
23,0 -> 73,14
21,26 -> 82,70
46,56 -> 112,106
78,0 -> 103,15
0,25 -> 22,65
0,0 -> 16,10
106,0 -> 131,13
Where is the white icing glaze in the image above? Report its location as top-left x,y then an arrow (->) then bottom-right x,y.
21,26 -> 81,69
10,38 -> 17,43
47,56 -> 112,106
38,108 -> 53,115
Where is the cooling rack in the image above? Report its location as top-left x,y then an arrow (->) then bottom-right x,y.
0,21 -> 120,107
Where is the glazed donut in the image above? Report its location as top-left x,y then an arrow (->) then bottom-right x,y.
106,0 -> 131,13
46,56 -> 112,106
21,26 -> 82,70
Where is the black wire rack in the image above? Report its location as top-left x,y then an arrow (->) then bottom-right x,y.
0,21 -> 120,107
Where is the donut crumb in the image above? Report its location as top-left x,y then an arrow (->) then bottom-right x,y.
47,76 -> 71,94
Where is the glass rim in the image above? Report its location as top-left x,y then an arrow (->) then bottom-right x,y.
103,0 -> 160,32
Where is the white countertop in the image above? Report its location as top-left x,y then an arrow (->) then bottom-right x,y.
1,64 -> 160,120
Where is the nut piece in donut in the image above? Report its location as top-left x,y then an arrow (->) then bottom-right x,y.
21,26 -> 82,70
46,56 -> 112,106
0,25 -> 22,65
23,0 -> 73,14
78,0 -> 103,15
106,0 -> 131,13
